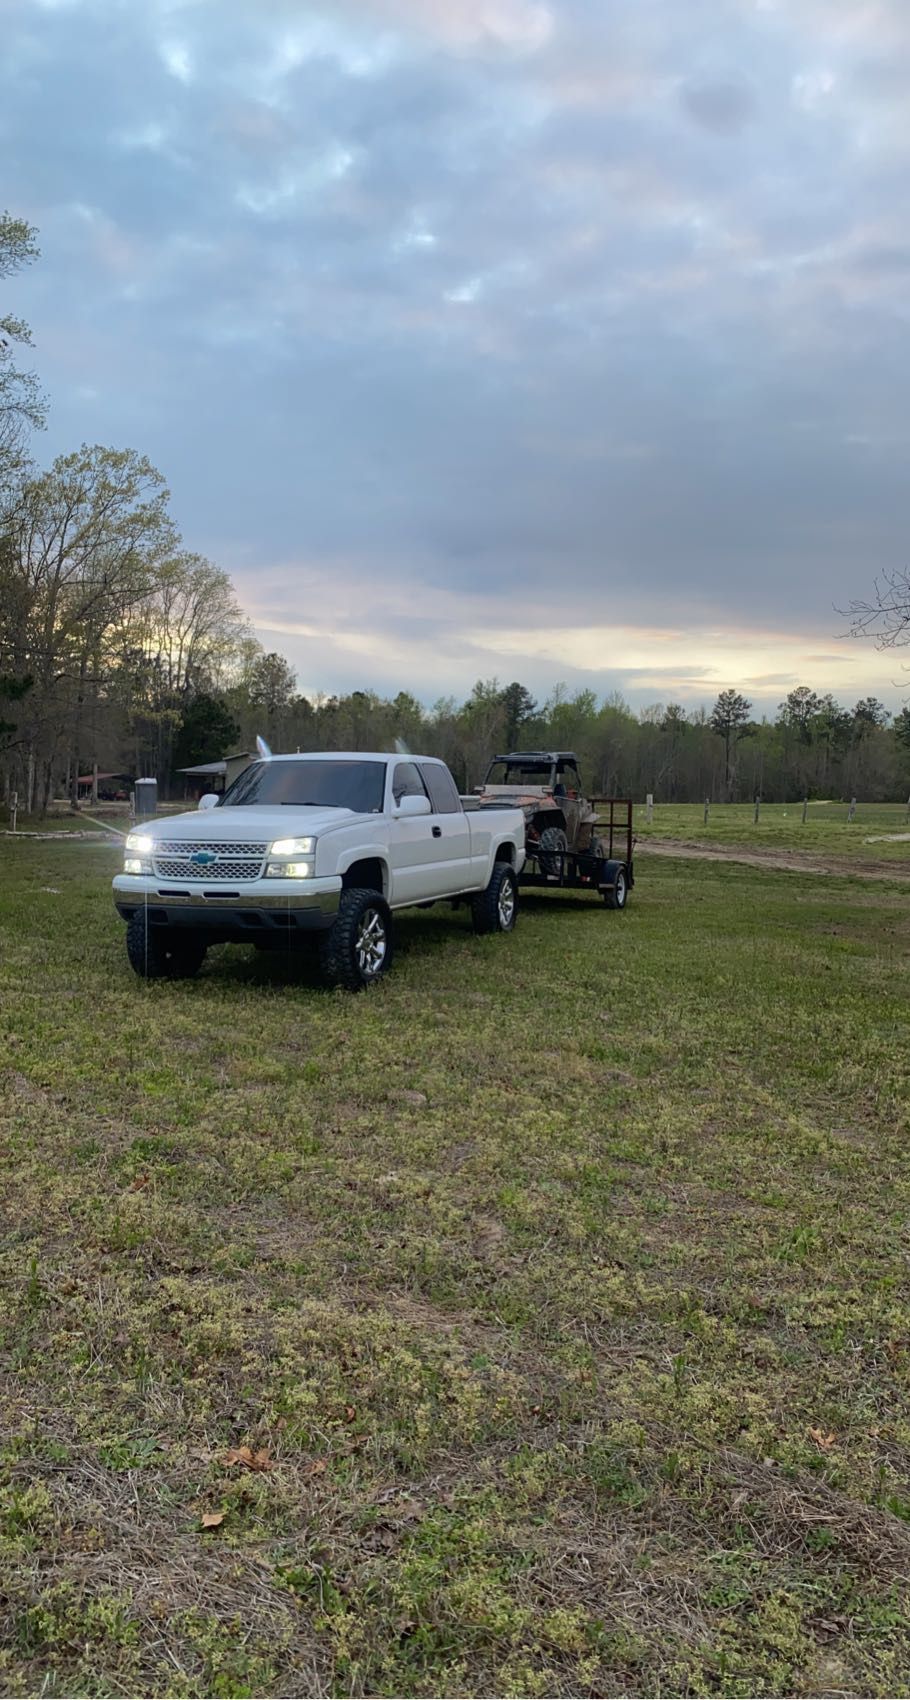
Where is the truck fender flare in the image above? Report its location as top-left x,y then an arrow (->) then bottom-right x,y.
336,845 -> 390,897
493,839 -> 518,866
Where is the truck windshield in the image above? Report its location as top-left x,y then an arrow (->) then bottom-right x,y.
221,759 -> 386,813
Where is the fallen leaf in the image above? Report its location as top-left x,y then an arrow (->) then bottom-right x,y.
344,1405 -> 356,1422
223,1445 -> 255,1468
808,1427 -> 836,1451
304,1458 -> 327,1477
129,1173 -> 150,1192
223,1444 -> 273,1471
200,1511 -> 225,1529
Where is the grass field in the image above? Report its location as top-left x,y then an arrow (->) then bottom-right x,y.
632,802 -> 910,863
1,836 -> 910,1697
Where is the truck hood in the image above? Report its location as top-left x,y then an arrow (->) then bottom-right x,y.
141,806 -> 371,842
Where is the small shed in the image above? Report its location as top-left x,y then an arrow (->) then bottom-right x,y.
177,760 -> 227,801
177,751 -> 255,801
225,750 -> 255,788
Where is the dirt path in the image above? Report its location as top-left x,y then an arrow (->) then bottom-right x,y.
636,836 -> 910,883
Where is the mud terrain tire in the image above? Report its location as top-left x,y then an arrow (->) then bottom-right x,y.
471,862 -> 518,935
537,824 -> 568,878
126,912 -> 207,980
319,888 -> 394,990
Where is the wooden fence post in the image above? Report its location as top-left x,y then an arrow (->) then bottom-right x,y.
646,793 -> 653,823
848,797 -> 857,823
802,796 -> 808,824
704,798 -> 710,825
10,791 -> 17,834
754,796 -> 760,825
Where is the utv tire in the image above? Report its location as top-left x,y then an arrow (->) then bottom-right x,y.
537,825 -> 568,879
126,911 -> 207,980
471,862 -> 518,935
602,866 -> 629,910
319,888 -> 393,990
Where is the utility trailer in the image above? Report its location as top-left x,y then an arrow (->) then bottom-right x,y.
518,796 -> 634,908
463,751 -> 635,909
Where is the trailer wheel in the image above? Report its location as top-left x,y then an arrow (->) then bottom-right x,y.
603,866 -> 629,910
538,825 -> 568,878
472,863 -> 518,934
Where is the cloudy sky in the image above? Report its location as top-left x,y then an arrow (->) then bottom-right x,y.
4,0 -> 910,711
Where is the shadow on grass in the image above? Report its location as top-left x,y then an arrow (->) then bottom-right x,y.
206,903 -> 480,989
113,890 -> 616,995
516,889 -> 617,915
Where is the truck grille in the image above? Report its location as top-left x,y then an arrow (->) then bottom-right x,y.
153,842 -> 267,882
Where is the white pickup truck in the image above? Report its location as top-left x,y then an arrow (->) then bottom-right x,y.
113,752 -> 526,989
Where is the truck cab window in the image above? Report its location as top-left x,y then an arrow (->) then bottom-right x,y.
419,763 -> 461,814
392,762 -> 429,805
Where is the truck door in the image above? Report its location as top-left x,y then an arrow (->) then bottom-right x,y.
417,761 -> 473,893
387,761 -> 451,905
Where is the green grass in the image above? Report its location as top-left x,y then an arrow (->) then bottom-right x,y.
633,801 -> 910,863
1,838 -> 910,1696
3,816 -> 123,837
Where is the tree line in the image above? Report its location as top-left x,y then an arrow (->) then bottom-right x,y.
2,211 -> 909,813
225,675 -> 910,804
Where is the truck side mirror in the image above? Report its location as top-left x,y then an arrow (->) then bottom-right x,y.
198,793 -> 220,811
394,794 -> 431,818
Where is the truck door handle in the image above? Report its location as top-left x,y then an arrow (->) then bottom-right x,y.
432,825 -> 442,838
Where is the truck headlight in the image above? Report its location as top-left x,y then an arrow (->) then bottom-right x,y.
126,833 -> 154,853
265,836 -> 317,878
124,856 -> 151,874
269,837 -> 316,856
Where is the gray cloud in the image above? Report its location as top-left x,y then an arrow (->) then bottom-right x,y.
3,0 -> 909,706
681,78 -> 756,134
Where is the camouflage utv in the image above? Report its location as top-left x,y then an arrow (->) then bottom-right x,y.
475,750 -> 603,876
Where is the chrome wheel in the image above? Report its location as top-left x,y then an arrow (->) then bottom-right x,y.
355,908 -> 387,976
497,876 -> 516,929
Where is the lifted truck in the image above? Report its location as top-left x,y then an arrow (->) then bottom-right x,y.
113,752 -> 526,990
467,749 -> 634,908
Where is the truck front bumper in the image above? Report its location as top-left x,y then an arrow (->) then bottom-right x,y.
112,875 -> 341,938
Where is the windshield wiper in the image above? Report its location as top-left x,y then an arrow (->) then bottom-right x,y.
279,799 -> 345,807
